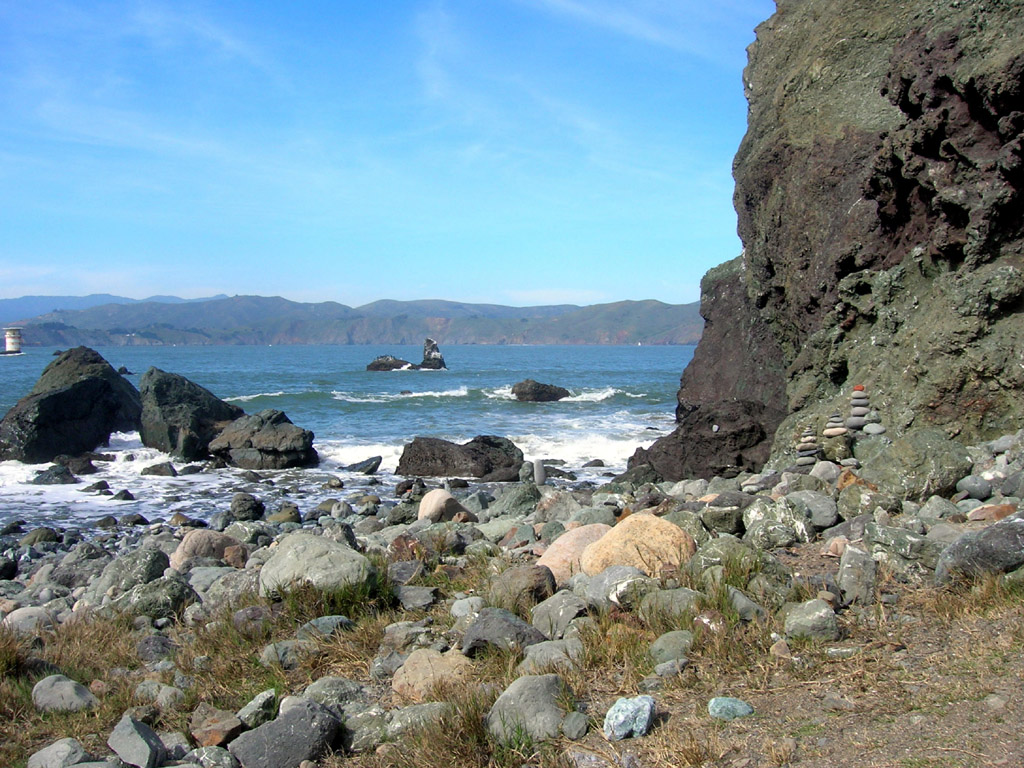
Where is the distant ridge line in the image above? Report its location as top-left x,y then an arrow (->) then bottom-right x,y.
4,295 -> 703,347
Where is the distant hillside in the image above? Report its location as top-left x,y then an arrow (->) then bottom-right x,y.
16,296 -> 703,346
0,293 -> 228,325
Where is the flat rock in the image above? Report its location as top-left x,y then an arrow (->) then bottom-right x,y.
392,648 -> 474,702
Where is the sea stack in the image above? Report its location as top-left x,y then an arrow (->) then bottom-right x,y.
419,338 -> 446,370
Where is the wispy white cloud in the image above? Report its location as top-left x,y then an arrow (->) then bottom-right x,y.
512,0 -> 765,65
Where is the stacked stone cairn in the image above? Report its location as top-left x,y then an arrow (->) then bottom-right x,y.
846,385 -> 886,436
794,427 -> 820,467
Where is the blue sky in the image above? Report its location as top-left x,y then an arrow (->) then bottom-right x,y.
0,0 -> 775,307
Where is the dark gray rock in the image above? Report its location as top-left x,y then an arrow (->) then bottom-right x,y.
419,338 -> 447,370
107,715 -> 166,768
227,697 -> 340,768
139,367 -> 244,461
140,461 -> 177,477
343,456 -> 382,474
935,513 -> 1024,584
0,347 -> 142,463
487,674 -> 568,743
462,607 -> 548,657
397,435 -> 524,481
208,410 -> 318,470
32,465 -> 78,485
229,492 -> 265,521
366,355 -> 413,371
858,429 -> 973,501
511,379 -> 571,402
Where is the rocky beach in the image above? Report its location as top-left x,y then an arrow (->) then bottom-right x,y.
3,0 -> 1024,766
2,341 -> 1024,767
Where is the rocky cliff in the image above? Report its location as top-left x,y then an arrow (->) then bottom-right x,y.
633,0 -> 1024,480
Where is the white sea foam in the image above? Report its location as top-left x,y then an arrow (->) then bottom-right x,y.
332,385 -> 469,404
562,387 -> 616,402
225,390 -> 288,402
484,386 -> 515,400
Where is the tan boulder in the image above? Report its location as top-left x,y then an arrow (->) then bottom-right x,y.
580,513 -> 696,577
535,524 -> 611,587
417,488 -> 470,523
169,529 -> 243,571
392,648 -> 474,702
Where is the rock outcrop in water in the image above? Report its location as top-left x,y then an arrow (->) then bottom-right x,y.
633,0 -> 1024,481
139,368 -> 244,461
0,347 -> 141,463
367,338 -> 448,371
208,409 -> 319,470
397,435 -> 523,481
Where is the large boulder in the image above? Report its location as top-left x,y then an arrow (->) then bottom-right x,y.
0,347 -> 141,463
858,429 -> 973,500
397,435 -> 523,480
139,368 -> 243,460
208,409 -> 318,469
258,532 -> 376,597
511,379 -> 570,402
935,514 -> 1024,585
536,524 -> 611,587
580,513 -> 697,577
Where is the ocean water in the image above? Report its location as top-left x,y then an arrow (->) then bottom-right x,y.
0,344 -> 692,529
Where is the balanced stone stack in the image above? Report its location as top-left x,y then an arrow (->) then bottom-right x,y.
846,385 -> 886,436
822,413 -> 847,438
794,427 -> 820,467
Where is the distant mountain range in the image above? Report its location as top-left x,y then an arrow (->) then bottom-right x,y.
3,295 -> 703,346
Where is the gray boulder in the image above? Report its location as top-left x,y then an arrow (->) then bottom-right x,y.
27,737 -> 94,768
858,428 -> 973,500
139,368 -> 244,460
0,347 -> 141,463
462,607 -> 548,657
107,715 -> 166,768
258,532 -> 375,597
935,513 -> 1024,584
31,675 -> 98,713
228,697 -> 340,768
837,545 -> 877,604
419,338 -> 447,370
784,598 -> 840,641
487,674 -> 568,743
397,435 -> 524,481
209,409 -> 318,470
603,695 -> 656,741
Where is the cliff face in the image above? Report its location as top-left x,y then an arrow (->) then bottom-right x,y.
633,0 -> 1024,480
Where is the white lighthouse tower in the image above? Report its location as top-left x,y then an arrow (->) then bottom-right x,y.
3,327 -> 23,355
